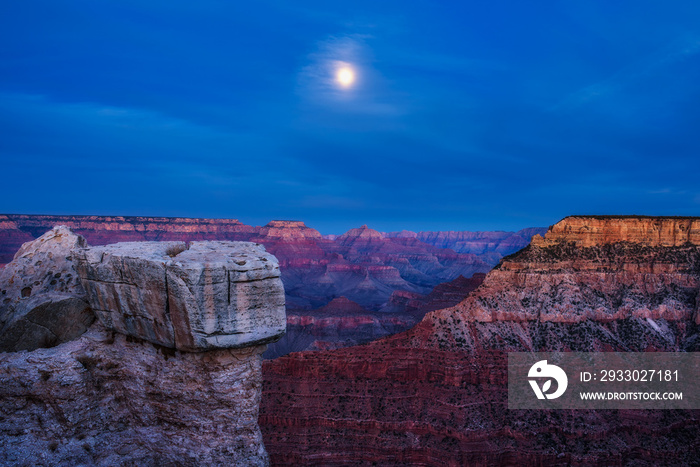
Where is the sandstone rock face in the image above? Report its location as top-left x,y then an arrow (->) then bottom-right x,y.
1,237 -> 287,465
262,319 -> 700,466
75,241 -> 285,351
532,215 -> 700,247
0,226 -> 93,352
444,232 -> 700,324
336,224 -> 384,246
0,324 -> 269,466
260,216 -> 700,465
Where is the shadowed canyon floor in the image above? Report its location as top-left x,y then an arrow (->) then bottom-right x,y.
264,274 -> 485,358
260,216 -> 700,466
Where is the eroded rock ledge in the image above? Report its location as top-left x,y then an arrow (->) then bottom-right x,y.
75,241 -> 286,351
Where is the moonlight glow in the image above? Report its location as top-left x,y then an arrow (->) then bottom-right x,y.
336,66 -> 355,88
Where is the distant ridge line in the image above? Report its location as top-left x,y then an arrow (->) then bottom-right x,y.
1,213 -> 243,222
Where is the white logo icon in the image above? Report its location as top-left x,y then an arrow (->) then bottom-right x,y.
528,360 -> 568,400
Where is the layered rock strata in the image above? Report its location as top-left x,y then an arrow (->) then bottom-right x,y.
532,215 -> 700,247
0,226 -> 93,352
260,216 -> 700,466
442,239 -> 700,325
258,223 -> 491,311
0,215 -> 256,248
75,241 -> 286,351
381,273 -> 486,315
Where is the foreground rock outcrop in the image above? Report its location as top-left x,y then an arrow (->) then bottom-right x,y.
75,241 -> 285,351
260,216 -> 700,466
0,226 -> 93,352
1,237 -> 285,465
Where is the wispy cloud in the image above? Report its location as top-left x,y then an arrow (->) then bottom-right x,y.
550,36 -> 700,112
0,93 -> 285,200
296,34 -> 404,117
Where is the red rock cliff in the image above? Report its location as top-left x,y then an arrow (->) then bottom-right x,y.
532,215 -> 700,247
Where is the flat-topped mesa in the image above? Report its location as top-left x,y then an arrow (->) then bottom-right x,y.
257,220 -> 322,240
532,215 -> 700,247
75,241 -> 286,351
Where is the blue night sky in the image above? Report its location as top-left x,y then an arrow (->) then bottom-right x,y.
1,1 -> 700,234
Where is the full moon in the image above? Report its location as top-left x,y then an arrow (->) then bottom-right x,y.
336,67 -> 355,88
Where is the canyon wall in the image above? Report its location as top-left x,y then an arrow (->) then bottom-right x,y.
0,215 -> 256,248
260,216 -> 700,466
258,223 -> 491,311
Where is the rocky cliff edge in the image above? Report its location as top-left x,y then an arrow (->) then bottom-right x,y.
0,229 -> 285,465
